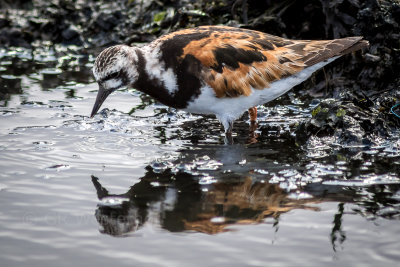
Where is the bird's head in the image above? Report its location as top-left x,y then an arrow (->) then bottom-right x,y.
91,45 -> 139,117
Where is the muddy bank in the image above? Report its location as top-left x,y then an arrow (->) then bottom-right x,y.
1,0 -> 399,145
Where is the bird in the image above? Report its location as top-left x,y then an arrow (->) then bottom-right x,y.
90,25 -> 368,137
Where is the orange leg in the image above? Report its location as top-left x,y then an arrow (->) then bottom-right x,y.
247,107 -> 259,144
248,107 -> 257,123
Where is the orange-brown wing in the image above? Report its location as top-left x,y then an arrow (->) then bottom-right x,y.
175,26 -> 367,98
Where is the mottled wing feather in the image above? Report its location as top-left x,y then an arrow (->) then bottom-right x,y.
176,27 -> 301,97
161,26 -> 367,98
154,26 -> 368,98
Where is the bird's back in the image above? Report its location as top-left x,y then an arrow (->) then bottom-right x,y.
146,26 -> 368,99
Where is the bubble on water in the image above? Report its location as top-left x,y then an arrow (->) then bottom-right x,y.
279,169 -> 300,178
0,61 -> 12,66
254,169 -> 269,175
168,155 -> 224,174
361,173 -> 400,184
64,109 -> 159,137
288,192 -> 313,200
210,217 -> 226,224
322,180 -> 365,187
98,197 -> 130,207
175,162 -> 196,171
376,207 -> 399,217
197,164 -> 220,171
199,175 -> 217,185
150,182 -> 161,187
40,68 -> 62,75
33,141 -> 54,151
28,73 -> 42,80
33,51 -> 57,63
279,181 -> 298,191
322,174 -> 400,187
364,150 -> 379,155
269,173 -> 285,184
391,190 -> 400,201
306,163 -> 343,178
150,161 -> 173,173
238,159 -> 246,166
196,159 -> 223,171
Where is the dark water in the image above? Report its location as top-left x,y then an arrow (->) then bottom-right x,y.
0,47 -> 399,266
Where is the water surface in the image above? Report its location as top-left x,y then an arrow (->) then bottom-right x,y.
0,47 -> 399,266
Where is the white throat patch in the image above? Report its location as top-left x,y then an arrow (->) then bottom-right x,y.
141,45 -> 178,94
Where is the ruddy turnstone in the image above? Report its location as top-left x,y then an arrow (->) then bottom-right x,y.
91,25 -> 368,135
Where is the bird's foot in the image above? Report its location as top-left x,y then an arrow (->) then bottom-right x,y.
224,131 -> 234,145
246,107 -> 259,144
247,121 -> 259,144
222,120 -> 235,144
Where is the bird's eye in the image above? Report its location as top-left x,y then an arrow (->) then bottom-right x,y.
105,72 -> 119,81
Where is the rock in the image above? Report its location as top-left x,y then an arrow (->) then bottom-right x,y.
364,53 -> 381,63
0,18 -> 11,29
40,21 -> 61,42
62,24 -> 80,40
296,90 -> 399,146
92,11 -> 121,31
0,27 -> 32,47
0,75 -> 23,101
28,17 -> 48,32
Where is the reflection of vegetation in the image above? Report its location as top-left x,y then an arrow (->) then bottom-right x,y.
154,126 -> 167,144
65,89 -> 82,99
331,203 -> 346,252
353,184 -> 400,220
128,102 -> 148,115
128,93 -> 155,115
0,75 -> 23,103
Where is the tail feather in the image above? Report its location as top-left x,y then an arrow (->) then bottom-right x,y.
339,39 -> 369,55
302,37 -> 369,66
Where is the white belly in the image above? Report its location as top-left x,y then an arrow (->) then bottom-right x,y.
184,58 -> 338,129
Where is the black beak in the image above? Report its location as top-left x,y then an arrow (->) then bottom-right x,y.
90,85 -> 111,118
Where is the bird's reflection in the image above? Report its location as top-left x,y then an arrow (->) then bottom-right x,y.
91,168 -> 400,256
92,168 -> 318,236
